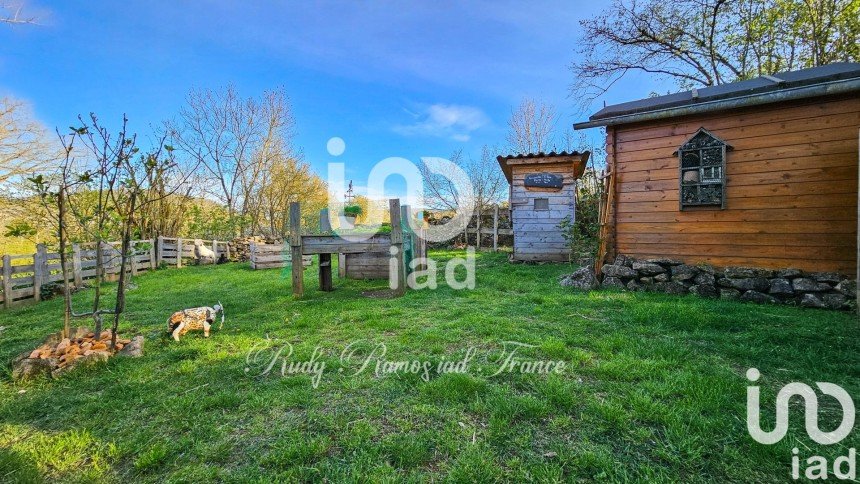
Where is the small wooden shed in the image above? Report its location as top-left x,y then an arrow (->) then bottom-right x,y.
497,151 -> 590,261
574,62 -> 860,276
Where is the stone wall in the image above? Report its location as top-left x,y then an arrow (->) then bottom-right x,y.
596,255 -> 856,310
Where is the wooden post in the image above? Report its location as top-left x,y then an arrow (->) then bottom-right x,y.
318,208 -> 333,291
149,239 -> 156,270
225,240 -> 231,261
72,243 -> 83,288
338,253 -> 346,278
493,205 -> 499,251
33,244 -> 46,302
389,199 -> 406,296
290,202 -> 304,297
176,237 -> 183,268
156,236 -> 164,267
400,204 -> 414,277
249,242 -> 256,269
475,206 -> 481,251
2,255 -> 11,309
129,241 -> 139,276
212,239 -> 219,264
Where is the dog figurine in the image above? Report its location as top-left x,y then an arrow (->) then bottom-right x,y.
168,302 -> 224,341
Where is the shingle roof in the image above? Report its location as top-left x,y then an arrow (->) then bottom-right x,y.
496,150 -> 584,161
574,62 -> 860,129
496,151 -> 590,184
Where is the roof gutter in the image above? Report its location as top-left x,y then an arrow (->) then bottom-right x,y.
573,77 -> 860,130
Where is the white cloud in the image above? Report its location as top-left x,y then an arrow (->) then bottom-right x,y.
393,103 -> 488,141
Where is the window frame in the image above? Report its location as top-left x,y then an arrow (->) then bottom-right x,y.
534,197 -> 549,211
676,128 -> 731,211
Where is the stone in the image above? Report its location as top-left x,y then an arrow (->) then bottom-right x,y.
639,277 -> 653,284
835,280 -> 857,297
118,336 -> 145,357
810,272 -> 844,284
696,264 -> 716,275
632,262 -> 665,276
654,273 -> 670,282
720,288 -> 741,299
792,278 -> 829,292
613,255 -> 634,267
729,277 -> 770,292
655,281 -> 688,295
601,264 -> 637,279
768,278 -> 794,296
776,268 -> 803,279
11,356 -> 53,381
671,264 -> 699,281
560,267 -> 597,290
724,267 -> 774,279
689,284 -> 719,298
800,293 -> 826,309
822,293 -> 847,310
693,272 -> 716,285
601,276 -> 625,289
740,291 -> 777,304
626,280 -> 641,291
717,278 -> 734,288
645,258 -> 683,266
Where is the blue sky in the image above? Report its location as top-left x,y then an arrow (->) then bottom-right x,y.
0,1 -> 672,197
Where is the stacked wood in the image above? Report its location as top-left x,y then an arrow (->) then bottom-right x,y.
230,236 -> 280,262
27,331 -> 132,370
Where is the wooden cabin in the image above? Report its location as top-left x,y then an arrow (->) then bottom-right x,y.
496,151 -> 589,261
574,62 -> 860,276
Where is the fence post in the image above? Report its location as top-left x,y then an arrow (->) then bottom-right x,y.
493,205 -> 499,252
33,244 -> 47,302
130,241 -> 139,277
156,236 -> 164,267
149,239 -> 156,270
2,255 -> 11,309
176,238 -> 183,268
225,240 -> 231,261
72,243 -> 83,288
318,208 -> 333,291
212,239 -> 219,264
475,207 -> 481,250
389,199 -> 405,297
290,202 -> 304,297
249,242 -> 256,269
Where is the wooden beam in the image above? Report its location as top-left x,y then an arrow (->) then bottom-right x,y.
389,199 -> 405,296
319,208 -> 333,291
2,255 -> 11,309
290,202 -> 304,298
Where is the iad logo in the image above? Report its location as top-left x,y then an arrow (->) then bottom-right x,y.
746,368 -> 856,480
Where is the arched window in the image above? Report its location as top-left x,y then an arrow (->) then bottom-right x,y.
676,128 -> 731,210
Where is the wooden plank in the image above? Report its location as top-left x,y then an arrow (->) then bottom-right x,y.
290,202 -> 303,298
3,255 -> 11,309
176,238 -> 183,268
617,207 -> 853,223
33,244 -> 46,302
493,205 -> 499,251
616,253 -> 853,274
619,193 -> 856,213
389,199 -> 405,296
617,179 -> 857,203
616,220 -> 856,235
617,232 -> 855,248
616,242 -> 851,260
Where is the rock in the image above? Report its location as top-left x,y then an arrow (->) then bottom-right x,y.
601,276 -> 625,289
626,280 -> 641,291
601,264 -> 637,279
12,357 -> 53,381
835,280 -> 857,297
729,278 -> 770,292
696,264 -> 716,275
740,290 -> 777,304
655,281 -> 688,295
768,278 -> 794,296
810,272 -> 844,284
776,268 -> 803,279
792,278 -> 829,292
671,264 -> 698,281
717,278 -> 734,288
689,284 -> 719,298
118,336 -> 144,357
720,288 -> 741,299
800,293 -> 826,309
645,258 -> 683,266
654,273 -> 670,282
693,272 -> 716,286
560,267 -> 597,290
724,267 -> 774,279
632,262 -> 665,276
822,294 -> 847,310
613,255 -> 634,267
639,277 -> 653,284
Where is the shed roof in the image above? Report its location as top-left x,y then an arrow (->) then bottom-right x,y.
574,63 -> 860,129
496,151 -> 590,184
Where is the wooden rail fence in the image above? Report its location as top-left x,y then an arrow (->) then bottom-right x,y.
0,236 -> 228,310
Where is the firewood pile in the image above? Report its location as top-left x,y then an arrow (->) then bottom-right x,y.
29,331 -> 130,368
229,235 -> 280,262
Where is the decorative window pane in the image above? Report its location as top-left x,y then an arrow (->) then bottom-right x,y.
534,198 -> 549,210
676,128 -> 730,210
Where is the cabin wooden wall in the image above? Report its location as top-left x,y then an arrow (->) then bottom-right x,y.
511,164 -> 576,261
610,95 -> 859,274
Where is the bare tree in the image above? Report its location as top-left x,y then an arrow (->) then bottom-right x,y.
506,98 -> 558,155
0,97 -> 56,182
421,147 -> 506,213
571,0 -> 859,105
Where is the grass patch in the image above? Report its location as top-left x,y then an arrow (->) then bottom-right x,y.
0,250 -> 857,482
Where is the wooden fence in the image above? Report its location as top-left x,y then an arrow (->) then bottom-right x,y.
249,243 -> 313,270
0,237 -> 227,310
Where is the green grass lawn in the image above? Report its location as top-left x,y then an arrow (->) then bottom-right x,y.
0,250 -> 857,482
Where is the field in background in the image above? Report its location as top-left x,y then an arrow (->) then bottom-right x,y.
0,251 -> 857,482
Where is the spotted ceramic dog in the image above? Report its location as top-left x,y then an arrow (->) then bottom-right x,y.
168,302 -> 224,341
